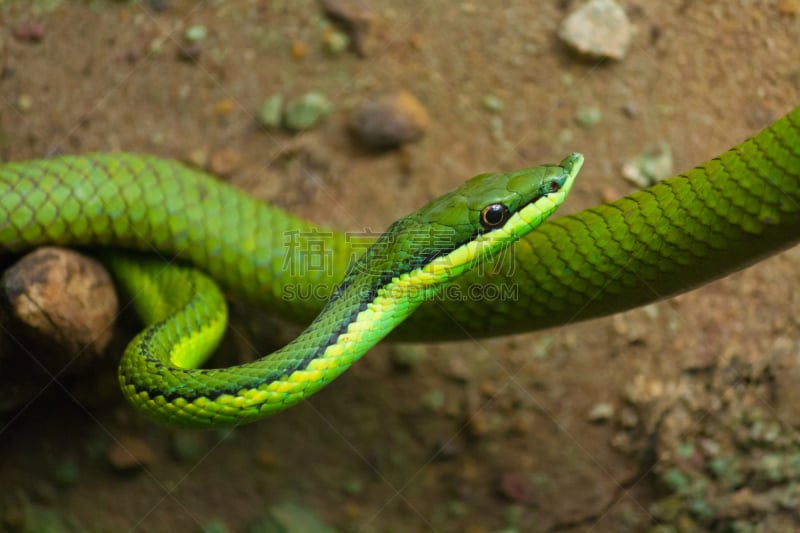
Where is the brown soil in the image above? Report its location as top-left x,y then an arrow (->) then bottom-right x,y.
0,1 -> 798,532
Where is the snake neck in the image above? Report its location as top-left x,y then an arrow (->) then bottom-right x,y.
119,250 -> 442,427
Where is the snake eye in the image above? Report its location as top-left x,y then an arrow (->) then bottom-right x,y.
480,203 -> 510,230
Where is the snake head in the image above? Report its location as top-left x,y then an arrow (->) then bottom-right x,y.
344,153 -> 583,290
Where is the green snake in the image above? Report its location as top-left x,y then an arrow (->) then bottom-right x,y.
0,149 -> 581,427
1,106 -> 798,427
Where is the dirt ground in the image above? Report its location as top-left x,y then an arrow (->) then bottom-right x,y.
0,1 -> 798,532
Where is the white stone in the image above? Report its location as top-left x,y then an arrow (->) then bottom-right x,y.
559,0 -> 633,60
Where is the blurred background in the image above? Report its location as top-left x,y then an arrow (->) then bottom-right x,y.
0,1 -> 798,532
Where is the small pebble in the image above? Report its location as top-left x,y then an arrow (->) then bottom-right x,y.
443,358 -> 471,383
284,91 -> 333,131
482,94 -> 504,113
290,40 -> 309,60
213,98 -> 236,116
257,95 -> 284,130
148,37 -> 166,55
575,106 -> 603,127
622,142 -> 674,188
209,148 -> 243,177
610,431 -> 635,454
107,436 -> 156,472
531,335 -> 553,360
601,187 -> 619,202
699,438 -> 720,457
16,93 -> 33,111
559,0 -> 632,60
185,147 -> 209,169
498,472 -> 532,503
184,25 -> 208,43
323,27 -> 350,54
587,402 -> 615,423
557,128 -> 574,145
350,90 -> 430,150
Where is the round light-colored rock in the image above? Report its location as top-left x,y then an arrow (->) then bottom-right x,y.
350,90 -> 430,150
559,0 -> 633,60
1,247 -> 118,357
